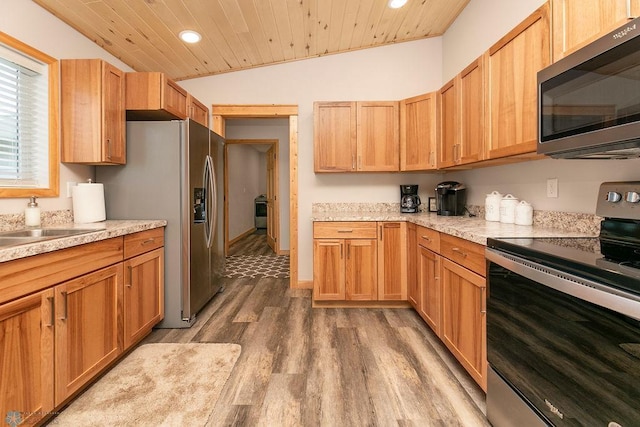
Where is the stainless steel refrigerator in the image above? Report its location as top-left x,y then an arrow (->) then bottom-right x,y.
96,119 -> 225,328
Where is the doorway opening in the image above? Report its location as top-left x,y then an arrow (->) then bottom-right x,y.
212,105 -> 299,288
224,139 -> 280,256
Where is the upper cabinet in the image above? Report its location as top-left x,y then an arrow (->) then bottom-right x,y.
437,57 -> 485,168
552,0 -> 640,61
125,72 -> 209,128
314,101 -> 399,172
61,59 -> 125,165
401,92 -> 437,171
484,3 -> 550,160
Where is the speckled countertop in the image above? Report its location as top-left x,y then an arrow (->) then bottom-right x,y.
0,220 -> 167,263
311,211 -> 599,246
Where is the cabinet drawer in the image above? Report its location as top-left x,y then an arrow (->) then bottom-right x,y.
440,234 -> 486,277
124,228 -> 165,259
313,222 -> 377,239
416,226 -> 440,252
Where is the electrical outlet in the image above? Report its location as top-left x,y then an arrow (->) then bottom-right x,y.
66,181 -> 77,198
547,178 -> 558,198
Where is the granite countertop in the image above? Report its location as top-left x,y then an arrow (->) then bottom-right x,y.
0,220 -> 167,263
311,211 -> 598,245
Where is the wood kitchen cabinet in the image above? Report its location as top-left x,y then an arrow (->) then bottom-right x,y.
0,289 -> 54,426
61,59 -> 126,164
314,101 -> 399,172
123,228 -> 165,349
54,264 -> 123,405
313,222 -> 378,301
484,3 -> 550,160
125,72 -> 189,121
417,226 -> 441,336
552,0 -> 640,61
188,94 -> 210,128
401,92 -> 437,171
377,222 -> 407,300
438,57 -> 485,168
406,223 -> 419,308
441,257 -> 486,391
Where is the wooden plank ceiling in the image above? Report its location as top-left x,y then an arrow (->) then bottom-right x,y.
33,0 -> 469,81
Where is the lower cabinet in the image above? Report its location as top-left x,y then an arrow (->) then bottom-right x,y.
418,245 -> 441,336
55,264 -> 123,405
313,221 -> 406,302
0,289 -> 54,426
440,257 -> 487,391
0,227 -> 165,423
406,223 -> 419,308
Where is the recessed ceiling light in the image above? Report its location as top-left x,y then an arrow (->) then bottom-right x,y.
179,30 -> 202,44
388,0 -> 408,8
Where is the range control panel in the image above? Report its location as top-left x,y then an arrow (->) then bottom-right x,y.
596,181 -> 640,220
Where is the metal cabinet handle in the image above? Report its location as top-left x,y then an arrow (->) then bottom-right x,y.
58,291 -> 68,320
106,138 -> 112,160
421,236 -> 431,242
127,265 -> 133,288
141,238 -> 155,245
340,242 -> 344,259
347,242 -> 351,259
337,229 -> 353,233
46,296 -> 54,327
352,154 -> 355,170
627,0 -> 635,19
452,247 -> 468,257
481,288 -> 487,314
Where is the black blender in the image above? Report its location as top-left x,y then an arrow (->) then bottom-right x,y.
400,185 -> 421,213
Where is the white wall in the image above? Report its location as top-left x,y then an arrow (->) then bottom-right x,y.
441,0 -> 640,213
227,144 -> 262,240
224,118 -> 294,250
0,0 -> 133,214
179,38 -> 444,280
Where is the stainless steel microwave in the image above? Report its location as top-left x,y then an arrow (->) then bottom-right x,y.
538,17 -> 640,159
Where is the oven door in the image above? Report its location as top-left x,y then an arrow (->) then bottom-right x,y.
486,248 -> 640,426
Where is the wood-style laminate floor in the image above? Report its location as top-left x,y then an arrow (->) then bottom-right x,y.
145,233 -> 488,426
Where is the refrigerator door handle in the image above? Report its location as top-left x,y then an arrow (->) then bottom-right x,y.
204,154 -> 215,249
210,154 -> 218,246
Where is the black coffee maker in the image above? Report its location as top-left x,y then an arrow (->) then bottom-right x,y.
400,185 -> 421,213
435,181 -> 466,216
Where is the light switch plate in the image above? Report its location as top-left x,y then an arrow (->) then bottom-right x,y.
546,178 -> 558,198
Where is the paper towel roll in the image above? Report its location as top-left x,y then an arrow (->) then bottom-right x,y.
72,182 -> 106,223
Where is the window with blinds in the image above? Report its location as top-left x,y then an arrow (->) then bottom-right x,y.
0,44 -> 49,188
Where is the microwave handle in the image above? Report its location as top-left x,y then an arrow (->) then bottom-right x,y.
627,0 -> 635,19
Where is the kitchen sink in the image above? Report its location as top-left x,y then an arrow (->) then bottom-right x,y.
0,228 -> 96,248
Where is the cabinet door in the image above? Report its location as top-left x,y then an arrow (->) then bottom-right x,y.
0,289 -> 54,426
437,78 -> 458,168
123,248 -> 164,349
552,0 -> 640,61
418,246 -> 441,336
406,223 -> 419,308
377,222 -> 407,300
357,102 -> 400,171
102,62 -> 126,164
55,264 -> 122,404
400,93 -> 437,171
441,258 -> 487,391
459,57 -> 484,165
313,239 -> 345,300
188,94 -> 209,128
163,78 -> 189,119
345,239 -> 378,300
314,102 -> 357,172
485,4 -> 550,160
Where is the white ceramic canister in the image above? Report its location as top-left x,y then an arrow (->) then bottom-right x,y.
485,191 -> 503,222
515,200 -> 534,226
499,194 -> 519,224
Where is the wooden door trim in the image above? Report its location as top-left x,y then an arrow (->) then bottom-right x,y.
223,139 -> 279,255
213,105 -> 299,289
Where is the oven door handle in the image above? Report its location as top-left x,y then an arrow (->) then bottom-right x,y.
486,248 -> 640,321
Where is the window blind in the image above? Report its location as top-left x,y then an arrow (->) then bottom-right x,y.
0,44 -> 48,188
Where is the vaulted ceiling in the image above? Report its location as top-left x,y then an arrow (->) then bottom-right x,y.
33,0 -> 469,81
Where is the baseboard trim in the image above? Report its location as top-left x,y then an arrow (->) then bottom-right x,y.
312,300 -> 411,309
292,280 -> 313,289
229,227 -> 256,246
